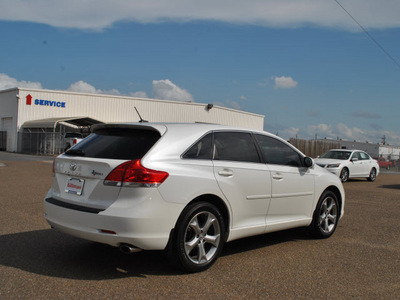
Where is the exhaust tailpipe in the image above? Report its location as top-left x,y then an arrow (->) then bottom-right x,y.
119,244 -> 142,254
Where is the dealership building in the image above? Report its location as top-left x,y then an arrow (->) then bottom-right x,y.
0,87 -> 264,154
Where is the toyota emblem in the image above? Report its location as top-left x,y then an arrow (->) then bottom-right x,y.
69,161 -> 77,171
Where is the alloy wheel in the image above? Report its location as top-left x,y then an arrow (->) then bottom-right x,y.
318,196 -> 338,234
184,211 -> 221,265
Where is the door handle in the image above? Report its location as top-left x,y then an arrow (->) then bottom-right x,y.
218,169 -> 234,177
272,173 -> 283,180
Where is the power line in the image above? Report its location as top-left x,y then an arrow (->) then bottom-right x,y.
334,0 -> 400,70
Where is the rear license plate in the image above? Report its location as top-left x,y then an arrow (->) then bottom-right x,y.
65,177 -> 85,195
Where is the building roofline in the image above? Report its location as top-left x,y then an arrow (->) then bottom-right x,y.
1,87 -> 264,118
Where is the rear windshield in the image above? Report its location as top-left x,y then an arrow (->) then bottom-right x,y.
65,128 -> 161,160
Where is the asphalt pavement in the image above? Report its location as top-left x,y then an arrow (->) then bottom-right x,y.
0,152 -> 399,299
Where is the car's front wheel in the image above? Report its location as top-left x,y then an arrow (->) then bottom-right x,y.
367,168 -> 377,181
340,168 -> 349,182
309,190 -> 339,239
171,202 -> 225,272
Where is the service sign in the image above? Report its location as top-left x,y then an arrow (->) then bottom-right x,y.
25,94 -> 66,108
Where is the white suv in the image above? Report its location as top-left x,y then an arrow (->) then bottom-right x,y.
44,123 -> 345,272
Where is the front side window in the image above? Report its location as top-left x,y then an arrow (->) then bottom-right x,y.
359,152 -> 370,160
351,152 -> 361,160
213,132 -> 260,163
255,134 -> 303,167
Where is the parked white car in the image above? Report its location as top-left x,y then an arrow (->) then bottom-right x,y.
64,132 -> 84,151
314,149 -> 379,182
44,123 -> 345,272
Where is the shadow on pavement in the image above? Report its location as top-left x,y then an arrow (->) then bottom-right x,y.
378,184 -> 400,190
0,229 -> 175,279
0,227 -> 311,278
222,227 -> 311,257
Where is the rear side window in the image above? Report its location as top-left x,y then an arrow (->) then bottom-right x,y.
214,132 -> 260,163
182,133 -> 213,160
65,128 -> 160,160
255,134 -> 303,167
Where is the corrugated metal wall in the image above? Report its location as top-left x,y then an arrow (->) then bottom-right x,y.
0,89 -> 18,151
16,88 -> 264,131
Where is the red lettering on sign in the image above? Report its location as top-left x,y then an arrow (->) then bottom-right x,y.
67,183 -> 81,189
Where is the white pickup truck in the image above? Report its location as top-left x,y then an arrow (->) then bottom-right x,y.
64,133 -> 84,151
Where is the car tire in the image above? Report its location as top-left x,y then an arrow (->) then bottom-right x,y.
340,168 -> 349,182
367,168 -> 377,182
171,202 -> 225,273
309,190 -> 339,239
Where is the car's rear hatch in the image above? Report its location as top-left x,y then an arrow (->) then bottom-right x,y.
48,124 -> 165,211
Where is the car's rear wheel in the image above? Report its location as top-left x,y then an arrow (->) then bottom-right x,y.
340,168 -> 349,182
309,190 -> 339,239
171,202 -> 225,272
367,168 -> 377,181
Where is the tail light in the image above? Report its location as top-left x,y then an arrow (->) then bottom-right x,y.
52,160 -> 55,177
104,160 -> 169,187
73,138 -> 78,145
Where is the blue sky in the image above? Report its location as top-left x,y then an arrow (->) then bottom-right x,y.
1,0 -> 400,144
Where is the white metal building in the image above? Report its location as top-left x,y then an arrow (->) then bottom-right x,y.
0,87 -> 264,154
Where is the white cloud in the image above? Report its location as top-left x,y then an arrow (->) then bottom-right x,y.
306,123 -> 368,141
307,123 -> 334,138
67,81 -> 100,94
152,79 -> 194,102
0,73 -> 42,90
67,81 -> 121,96
129,91 -> 148,98
304,122 -> 400,144
273,76 -> 298,89
0,74 -> 192,102
0,1 -> 399,31
103,89 -> 121,96
283,127 -> 300,138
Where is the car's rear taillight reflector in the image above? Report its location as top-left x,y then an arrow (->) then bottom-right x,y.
104,160 -> 169,187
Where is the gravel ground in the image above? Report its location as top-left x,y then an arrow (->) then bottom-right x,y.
0,153 -> 399,299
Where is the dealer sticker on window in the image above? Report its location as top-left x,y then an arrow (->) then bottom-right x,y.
65,177 -> 85,195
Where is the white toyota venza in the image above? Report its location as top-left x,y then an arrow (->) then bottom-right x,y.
44,123 -> 345,272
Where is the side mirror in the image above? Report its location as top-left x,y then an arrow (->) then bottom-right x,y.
304,157 -> 314,168
351,157 -> 358,162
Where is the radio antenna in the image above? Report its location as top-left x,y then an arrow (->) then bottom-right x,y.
134,107 -> 148,123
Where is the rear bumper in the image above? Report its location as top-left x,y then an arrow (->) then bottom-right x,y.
44,190 -> 184,250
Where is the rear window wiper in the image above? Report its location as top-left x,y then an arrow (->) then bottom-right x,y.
65,149 -> 85,156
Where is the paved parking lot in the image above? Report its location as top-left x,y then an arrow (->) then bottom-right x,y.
1,153 -> 399,299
